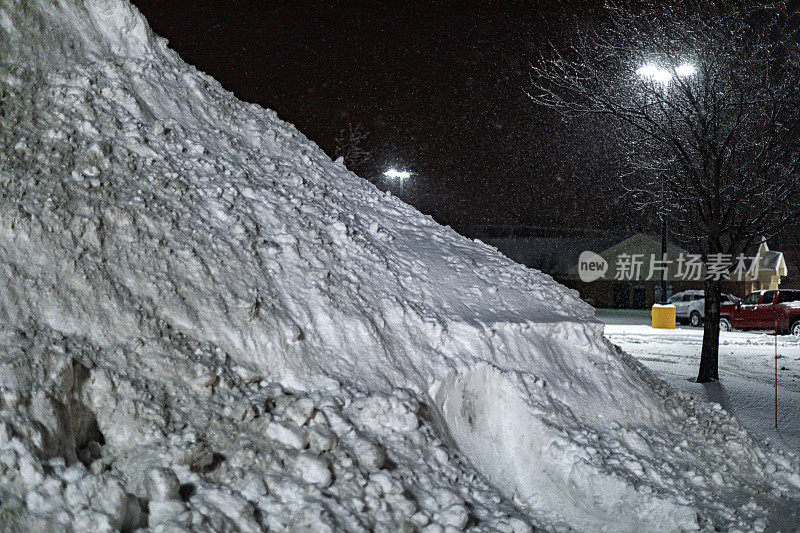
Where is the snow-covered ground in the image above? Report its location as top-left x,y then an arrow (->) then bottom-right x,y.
2,0 -> 800,531
600,309 -> 800,457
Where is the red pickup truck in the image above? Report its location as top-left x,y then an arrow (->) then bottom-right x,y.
720,289 -> 800,335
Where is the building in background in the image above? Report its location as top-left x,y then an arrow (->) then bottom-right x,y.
485,230 -> 787,309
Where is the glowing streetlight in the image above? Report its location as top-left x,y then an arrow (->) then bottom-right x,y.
637,64 -> 673,84
383,168 -> 412,198
674,63 -> 697,77
637,62 -> 696,86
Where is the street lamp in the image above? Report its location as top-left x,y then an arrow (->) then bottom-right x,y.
383,168 -> 411,198
636,62 -> 696,86
674,63 -> 697,78
636,64 -> 673,85
637,62 -> 696,305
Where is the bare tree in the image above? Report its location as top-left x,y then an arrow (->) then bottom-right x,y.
531,1 -> 800,382
334,122 -> 374,175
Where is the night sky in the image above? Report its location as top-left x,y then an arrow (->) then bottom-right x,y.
130,0 -> 639,236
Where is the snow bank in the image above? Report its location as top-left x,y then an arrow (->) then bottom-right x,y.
1,0 -> 799,530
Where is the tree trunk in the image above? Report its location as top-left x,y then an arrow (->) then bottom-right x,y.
697,278 -> 722,382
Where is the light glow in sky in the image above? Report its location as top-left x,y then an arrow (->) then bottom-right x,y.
384,169 -> 412,179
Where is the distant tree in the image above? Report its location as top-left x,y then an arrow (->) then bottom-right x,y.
531,1 -> 800,382
334,122 -> 374,175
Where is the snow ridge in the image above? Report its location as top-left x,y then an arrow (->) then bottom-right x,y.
0,0 -> 799,530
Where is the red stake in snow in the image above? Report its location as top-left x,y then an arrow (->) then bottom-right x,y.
775,319 -> 778,429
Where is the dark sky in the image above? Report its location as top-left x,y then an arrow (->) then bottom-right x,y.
130,0 -> 633,236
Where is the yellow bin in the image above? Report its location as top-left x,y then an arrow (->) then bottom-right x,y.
651,304 -> 676,329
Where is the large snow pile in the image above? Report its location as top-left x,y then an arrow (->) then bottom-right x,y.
1,1 -> 799,531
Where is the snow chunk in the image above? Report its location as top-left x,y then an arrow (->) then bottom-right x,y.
145,467 -> 180,501
284,398 -> 315,426
294,452 -> 332,487
266,421 -> 307,450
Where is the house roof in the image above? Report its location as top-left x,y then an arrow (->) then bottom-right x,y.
760,250 -> 787,276
749,240 -> 788,277
482,234 -> 622,276
566,233 -> 690,281
596,233 -> 688,262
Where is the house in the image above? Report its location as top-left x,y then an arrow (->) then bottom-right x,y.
564,233 -> 687,308
754,240 -> 788,291
485,229 -> 788,309
561,234 -> 787,308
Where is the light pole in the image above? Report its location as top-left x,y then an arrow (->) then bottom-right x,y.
637,62 -> 695,304
383,168 -> 411,199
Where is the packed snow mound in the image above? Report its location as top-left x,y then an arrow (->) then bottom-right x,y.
1,0 -> 799,531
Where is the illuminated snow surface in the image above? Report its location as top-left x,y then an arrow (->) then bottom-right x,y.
603,315 -> 800,458
0,1 -> 799,531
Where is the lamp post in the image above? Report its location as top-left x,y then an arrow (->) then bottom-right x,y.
383,168 -> 411,199
637,62 -> 696,304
